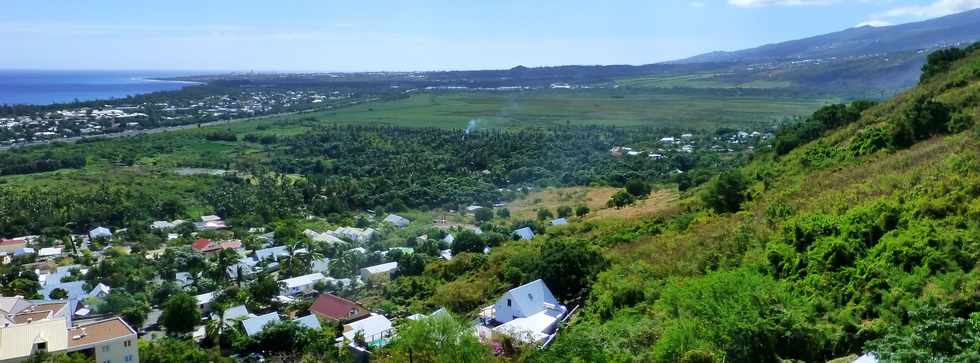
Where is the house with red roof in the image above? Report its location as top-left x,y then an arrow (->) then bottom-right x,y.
191,239 -> 220,256
0,239 -> 27,254
309,293 -> 370,323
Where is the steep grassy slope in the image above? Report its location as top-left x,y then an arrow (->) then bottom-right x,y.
533,45 -> 980,362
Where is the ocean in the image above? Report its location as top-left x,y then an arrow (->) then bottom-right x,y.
0,70 -> 202,106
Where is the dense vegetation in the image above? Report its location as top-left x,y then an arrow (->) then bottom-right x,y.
527,43 -> 980,362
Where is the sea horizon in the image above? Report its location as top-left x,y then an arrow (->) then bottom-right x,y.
0,69 -> 211,106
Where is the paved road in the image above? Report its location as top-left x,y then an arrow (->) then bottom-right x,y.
0,97 -> 382,151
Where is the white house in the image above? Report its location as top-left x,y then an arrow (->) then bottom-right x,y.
490,279 -> 567,344
195,291 -> 215,313
383,214 -> 410,228
513,227 -> 534,241
255,246 -> 289,261
359,262 -> 398,281
37,247 -> 63,258
342,313 -> 393,347
331,227 -> 376,243
89,227 -> 112,240
311,257 -> 331,274
279,273 -> 326,296
242,312 -> 281,337
151,221 -> 176,231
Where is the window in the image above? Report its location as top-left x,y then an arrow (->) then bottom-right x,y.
101,345 -> 110,352
528,293 -> 533,300
124,354 -> 133,362
123,340 -> 132,347
35,342 -> 47,353
506,299 -> 511,307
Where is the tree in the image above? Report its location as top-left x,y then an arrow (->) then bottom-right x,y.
866,306 -> 980,362
625,179 -> 652,197
575,205 -> 590,217
383,313 -> 494,363
160,292 -> 201,336
451,230 -> 485,255
537,208 -> 554,221
607,191 -> 636,209
48,288 -> 68,300
556,206 -> 573,218
496,208 -> 511,219
140,338 -> 228,363
701,171 -> 748,214
474,208 -> 494,224
248,274 -> 280,308
536,239 -> 606,300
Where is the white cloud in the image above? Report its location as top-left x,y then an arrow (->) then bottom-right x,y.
856,20 -> 892,27
728,0 -> 838,7
690,1 -> 706,7
877,0 -> 980,18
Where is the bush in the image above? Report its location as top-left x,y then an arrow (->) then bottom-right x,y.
625,179 -> 652,197
607,191 -> 636,209
575,205 -> 590,217
701,171 -> 748,214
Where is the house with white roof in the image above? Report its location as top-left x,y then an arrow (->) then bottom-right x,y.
311,257 -> 330,274
293,314 -> 321,330
242,312 -> 281,337
89,227 -> 112,240
279,273 -> 326,296
219,305 -> 251,326
360,262 -> 398,281
331,227 -> 376,243
37,247 -> 63,258
226,257 -> 259,280
151,221 -> 176,231
341,313 -> 393,348
383,214 -> 410,228
175,272 -> 192,287
513,227 -> 534,241
489,279 -> 567,344
255,245 -> 290,261
195,291 -> 215,313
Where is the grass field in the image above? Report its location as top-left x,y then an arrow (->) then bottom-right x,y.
226,90 -> 832,134
616,73 -> 793,90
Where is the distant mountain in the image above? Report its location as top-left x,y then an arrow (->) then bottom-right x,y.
675,8 -> 980,64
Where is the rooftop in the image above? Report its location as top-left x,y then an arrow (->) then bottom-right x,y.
68,317 -> 136,348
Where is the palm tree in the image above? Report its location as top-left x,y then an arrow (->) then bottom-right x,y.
205,301 -> 231,347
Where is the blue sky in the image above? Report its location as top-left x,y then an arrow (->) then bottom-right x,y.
1,0 -> 978,71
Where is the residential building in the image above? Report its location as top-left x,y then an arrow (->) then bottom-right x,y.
489,279 -> 567,344
0,297 -> 139,363
0,239 -> 27,254
359,262 -> 398,281
342,314 -> 393,348
195,292 -> 215,314
311,257 -> 330,274
89,227 -> 112,240
513,227 -> 534,241
242,313 -> 280,337
293,315 -> 321,330
191,239 -> 220,256
279,273 -> 326,296
309,293 -> 369,323
383,214 -> 410,228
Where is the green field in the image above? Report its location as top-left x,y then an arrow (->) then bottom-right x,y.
616,73 -> 793,90
227,91 -> 831,135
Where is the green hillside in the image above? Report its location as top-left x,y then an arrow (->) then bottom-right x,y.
531,44 -> 980,362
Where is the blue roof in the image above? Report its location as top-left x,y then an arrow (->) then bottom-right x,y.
293,315 -> 321,330
551,218 -> 568,226
242,312 -> 281,336
513,227 -> 534,240
41,281 -> 86,300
